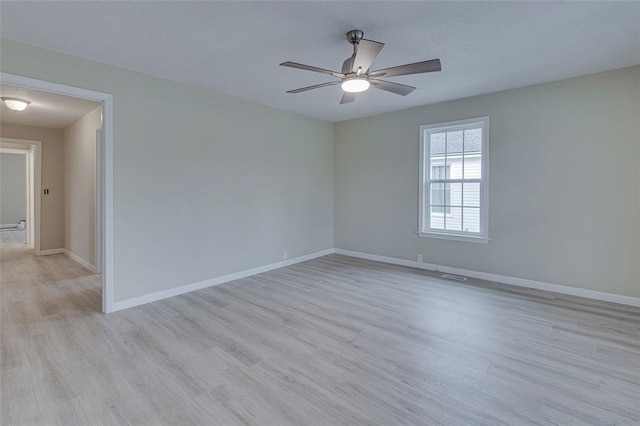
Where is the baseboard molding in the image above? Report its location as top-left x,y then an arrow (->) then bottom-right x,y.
0,224 -> 18,229
334,248 -> 640,308
38,248 -> 65,256
64,249 -> 96,273
111,248 -> 335,312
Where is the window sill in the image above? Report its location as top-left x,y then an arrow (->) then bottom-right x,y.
416,231 -> 489,244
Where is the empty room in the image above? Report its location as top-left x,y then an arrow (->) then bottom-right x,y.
0,1 -> 638,425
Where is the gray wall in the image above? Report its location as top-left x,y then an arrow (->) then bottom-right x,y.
335,66 -> 640,298
1,125 -> 66,251
1,39 -> 334,302
0,152 -> 26,226
64,106 -> 101,267
3,38 -> 637,302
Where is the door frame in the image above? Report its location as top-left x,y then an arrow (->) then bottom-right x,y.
1,72 -> 115,313
0,141 -> 40,250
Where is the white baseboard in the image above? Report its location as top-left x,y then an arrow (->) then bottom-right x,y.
111,248 -> 335,312
108,246 -> 639,313
334,248 -> 640,308
64,249 -> 96,272
38,248 -> 65,256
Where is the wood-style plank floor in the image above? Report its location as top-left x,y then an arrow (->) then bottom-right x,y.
0,228 -> 26,245
2,239 -> 640,425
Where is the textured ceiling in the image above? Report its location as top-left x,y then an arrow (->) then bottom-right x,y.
1,1 -> 638,122
0,84 -> 100,129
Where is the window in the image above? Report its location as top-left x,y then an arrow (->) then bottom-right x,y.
419,117 -> 489,243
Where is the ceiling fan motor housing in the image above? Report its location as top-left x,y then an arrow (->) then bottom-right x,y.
346,29 -> 364,45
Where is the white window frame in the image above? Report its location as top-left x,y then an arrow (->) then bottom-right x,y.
418,116 -> 490,243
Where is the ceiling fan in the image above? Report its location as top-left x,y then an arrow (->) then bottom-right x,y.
280,29 -> 441,104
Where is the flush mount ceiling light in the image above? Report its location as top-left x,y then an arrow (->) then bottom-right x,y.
341,76 -> 370,93
2,97 -> 30,112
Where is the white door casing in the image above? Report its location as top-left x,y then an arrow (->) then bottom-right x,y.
1,72 -> 115,313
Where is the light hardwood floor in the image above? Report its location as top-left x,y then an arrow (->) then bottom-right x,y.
0,228 -> 26,245
2,239 -> 640,425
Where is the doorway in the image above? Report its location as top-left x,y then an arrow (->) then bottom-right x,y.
1,72 -> 114,313
0,140 -> 40,249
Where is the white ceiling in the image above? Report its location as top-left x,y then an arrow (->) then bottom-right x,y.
0,84 -> 100,129
1,1 -> 638,122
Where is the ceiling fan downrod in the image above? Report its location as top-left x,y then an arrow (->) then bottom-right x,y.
346,29 -> 364,55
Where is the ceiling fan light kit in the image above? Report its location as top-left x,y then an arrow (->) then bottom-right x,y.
281,29 -> 441,104
341,76 -> 370,93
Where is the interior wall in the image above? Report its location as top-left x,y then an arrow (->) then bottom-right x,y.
0,123 -> 65,250
0,152 -> 26,226
63,105 -> 100,267
0,39 -> 335,302
335,66 -> 640,298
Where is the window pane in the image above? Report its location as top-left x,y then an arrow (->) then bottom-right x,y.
448,182 -> 461,207
464,128 -> 482,153
462,207 -> 480,233
445,207 -> 462,231
462,183 -> 480,207
431,165 -> 450,180
430,210 -> 444,229
446,130 -> 463,155
430,133 -> 446,156
463,153 -> 482,179
430,182 -> 445,208
430,161 -> 446,178
450,160 -> 463,179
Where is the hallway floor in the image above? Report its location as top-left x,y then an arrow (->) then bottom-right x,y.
0,228 -> 26,244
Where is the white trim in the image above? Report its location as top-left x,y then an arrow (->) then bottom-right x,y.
27,147 -> 34,246
334,249 -> 640,308
111,248 -> 335,312
419,116 -> 490,243
95,128 -> 103,274
416,231 -> 489,244
0,147 -> 29,154
0,224 -> 18,229
39,248 -> 65,255
64,249 -> 96,272
1,137 -> 41,254
1,72 -> 115,313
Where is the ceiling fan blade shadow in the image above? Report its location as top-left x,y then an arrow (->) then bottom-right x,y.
340,92 -> 356,104
370,80 -> 416,96
352,39 -> 384,73
370,59 -> 441,78
286,81 -> 340,94
280,62 -> 343,78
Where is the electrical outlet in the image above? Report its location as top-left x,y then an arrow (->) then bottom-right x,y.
282,251 -> 288,260
417,254 -> 423,263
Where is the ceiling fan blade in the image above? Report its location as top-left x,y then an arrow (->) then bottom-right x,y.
286,81 -> 340,94
352,39 -> 384,73
370,80 -> 416,96
340,92 -> 356,104
370,59 -> 441,78
341,55 -> 354,74
280,61 -> 343,78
